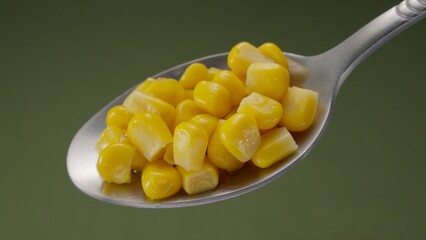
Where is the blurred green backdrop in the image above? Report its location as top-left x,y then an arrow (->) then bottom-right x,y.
1,0 -> 425,239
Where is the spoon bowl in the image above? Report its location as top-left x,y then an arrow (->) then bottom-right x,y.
67,0 -> 425,208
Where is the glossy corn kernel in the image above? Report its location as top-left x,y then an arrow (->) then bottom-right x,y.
177,157 -> 219,195
252,127 -> 298,168
219,112 -> 261,162
106,105 -> 135,130
123,90 -> 176,130
96,126 -> 130,153
237,92 -> 283,130
97,144 -> 135,184
127,112 -> 173,162
141,160 -> 182,200
163,143 -> 174,165
246,62 -> 290,101
189,114 -> 219,138
280,86 -> 318,132
179,63 -> 209,89
193,81 -> 231,118
212,70 -> 246,107
174,121 -> 209,171
228,42 -> 274,78
207,120 -> 245,172
207,67 -> 222,80
135,77 -> 155,92
174,99 -> 203,129
258,42 -> 289,69
139,78 -> 185,107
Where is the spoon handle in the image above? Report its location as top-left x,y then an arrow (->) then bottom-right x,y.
323,0 -> 426,88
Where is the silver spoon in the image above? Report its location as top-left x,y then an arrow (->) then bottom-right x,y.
67,0 -> 425,208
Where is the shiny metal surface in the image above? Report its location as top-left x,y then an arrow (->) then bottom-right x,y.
67,0 -> 425,208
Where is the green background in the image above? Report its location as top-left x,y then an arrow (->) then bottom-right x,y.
1,0 -> 425,239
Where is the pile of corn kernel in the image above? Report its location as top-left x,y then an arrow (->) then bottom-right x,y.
96,42 -> 318,200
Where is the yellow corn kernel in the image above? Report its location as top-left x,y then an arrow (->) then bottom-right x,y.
179,63 -> 209,89
135,77 -> 155,92
96,126 -> 130,153
246,62 -> 290,101
141,160 -> 182,200
252,127 -> 298,168
206,67 -> 222,80
212,70 -> 246,107
163,143 -> 174,165
97,144 -> 135,184
193,81 -> 230,118
280,86 -> 318,132
219,112 -> 261,162
189,114 -> 219,139
123,90 -> 176,130
131,149 -> 147,171
127,112 -> 173,161
237,92 -> 283,130
106,105 -> 135,130
227,42 -> 274,78
184,89 -> 194,100
207,120 -> 245,172
177,157 -> 219,195
139,78 -> 185,107
258,42 -> 289,69
174,99 -> 203,129
174,121 -> 209,171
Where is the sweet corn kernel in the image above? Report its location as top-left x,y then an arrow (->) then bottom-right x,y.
163,143 -> 174,165
177,157 -> 219,195
219,112 -> 261,162
206,67 -> 222,80
193,81 -> 230,118
141,160 -> 182,200
252,127 -> 298,168
207,120 -> 245,172
139,78 -> 185,107
212,70 -> 246,107
106,105 -> 135,130
174,121 -> 209,171
135,77 -> 155,92
127,112 -> 173,161
123,90 -> 176,130
96,126 -> 130,153
179,63 -> 209,89
280,86 -> 318,132
174,99 -> 203,129
228,42 -> 274,78
258,42 -> 289,69
97,144 -> 135,184
237,92 -> 283,130
189,114 -> 219,139
246,62 -> 290,101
